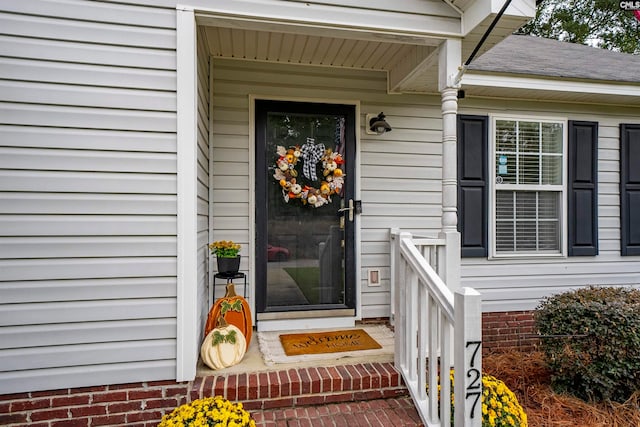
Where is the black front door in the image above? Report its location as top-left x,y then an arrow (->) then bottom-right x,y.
255,100 -> 356,317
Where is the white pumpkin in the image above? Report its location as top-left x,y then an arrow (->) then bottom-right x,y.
200,320 -> 247,370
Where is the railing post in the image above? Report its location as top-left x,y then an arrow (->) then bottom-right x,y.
454,287 -> 482,427
389,228 -> 399,326
438,230 -> 460,293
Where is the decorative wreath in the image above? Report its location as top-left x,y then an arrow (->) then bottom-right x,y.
272,137 -> 345,208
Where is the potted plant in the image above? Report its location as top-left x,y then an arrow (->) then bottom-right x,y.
209,240 -> 241,275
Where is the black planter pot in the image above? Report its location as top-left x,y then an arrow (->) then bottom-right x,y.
216,256 -> 240,275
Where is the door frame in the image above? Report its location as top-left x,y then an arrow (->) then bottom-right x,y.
248,95 -> 362,331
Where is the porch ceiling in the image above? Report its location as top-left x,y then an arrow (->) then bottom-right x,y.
203,26 -> 440,93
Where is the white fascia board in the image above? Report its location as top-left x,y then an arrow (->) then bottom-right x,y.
176,6 -> 199,382
462,0 -> 535,36
462,72 -> 640,98
192,0 -> 461,42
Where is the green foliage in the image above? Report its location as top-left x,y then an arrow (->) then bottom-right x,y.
535,286 -> 640,402
220,300 -> 243,315
517,0 -> 640,54
212,329 -> 237,346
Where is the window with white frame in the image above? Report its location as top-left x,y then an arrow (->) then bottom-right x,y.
491,118 -> 566,256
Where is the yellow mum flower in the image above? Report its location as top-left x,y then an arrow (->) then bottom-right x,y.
158,396 -> 256,427
427,370 -> 527,427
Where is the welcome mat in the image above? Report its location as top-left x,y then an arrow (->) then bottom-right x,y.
280,329 -> 382,356
257,325 -> 394,365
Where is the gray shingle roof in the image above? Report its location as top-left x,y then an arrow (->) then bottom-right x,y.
468,35 -> 640,84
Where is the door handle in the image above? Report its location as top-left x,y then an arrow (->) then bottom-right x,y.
337,199 -> 360,222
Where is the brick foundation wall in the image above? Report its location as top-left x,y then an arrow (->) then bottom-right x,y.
0,380 -> 190,427
0,362 -> 406,427
482,310 -> 539,354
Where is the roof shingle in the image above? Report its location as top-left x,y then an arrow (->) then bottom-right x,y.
468,35 -> 640,83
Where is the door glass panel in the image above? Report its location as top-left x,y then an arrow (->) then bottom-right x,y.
265,112 -> 347,309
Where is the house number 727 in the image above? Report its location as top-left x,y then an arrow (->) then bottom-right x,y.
465,340 -> 482,419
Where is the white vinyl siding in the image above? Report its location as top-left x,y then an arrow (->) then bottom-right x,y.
461,99 -> 640,312
210,58 -> 443,319
0,1 -> 178,394
196,27 -> 211,341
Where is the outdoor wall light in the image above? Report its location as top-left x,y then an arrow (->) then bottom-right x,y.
365,112 -> 392,135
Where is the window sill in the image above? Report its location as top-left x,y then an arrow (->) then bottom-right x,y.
489,252 -> 566,261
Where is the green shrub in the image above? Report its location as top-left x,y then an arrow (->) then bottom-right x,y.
535,286 -> 640,402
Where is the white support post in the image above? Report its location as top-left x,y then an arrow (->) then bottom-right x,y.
438,38 -> 462,293
454,287 -> 483,427
176,6 -> 199,382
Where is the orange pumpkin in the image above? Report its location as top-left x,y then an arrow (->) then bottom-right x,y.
204,283 -> 252,349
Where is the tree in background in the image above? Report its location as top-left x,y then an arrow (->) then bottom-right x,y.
516,0 -> 640,54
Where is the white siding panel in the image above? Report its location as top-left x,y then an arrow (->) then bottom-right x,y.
0,258 -> 176,281
197,28 -> 211,339
0,319 -> 176,349
0,147 -> 176,173
0,193 -> 177,215
1,0 -> 179,393
0,80 -> 175,111
1,339 -> 176,371
0,170 -> 176,194
1,103 -> 176,132
0,35 -> 176,70
0,58 -> 176,91
1,299 -> 176,326
362,190 -> 441,204
0,278 -> 176,304
0,360 -> 176,395
211,203 -> 249,216
1,0 -> 176,28
0,12 -> 175,49
0,236 -> 177,259
0,125 -> 176,152
0,215 -> 176,236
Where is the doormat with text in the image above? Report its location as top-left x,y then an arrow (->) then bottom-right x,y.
279,329 -> 382,356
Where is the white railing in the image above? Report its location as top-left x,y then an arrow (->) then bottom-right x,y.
390,230 -> 482,427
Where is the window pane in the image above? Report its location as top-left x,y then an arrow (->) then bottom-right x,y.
519,154 -> 540,184
515,221 -> 537,251
538,192 -> 559,219
496,191 -> 514,219
539,220 -> 560,251
542,122 -> 563,153
542,155 -> 562,185
518,121 -> 540,153
515,192 -> 536,218
496,191 -> 514,252
496,153 -> 516,184
496,120 -> 516,152
496,220 -> 514,252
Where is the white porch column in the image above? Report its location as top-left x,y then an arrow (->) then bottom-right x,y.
438,39 -> 461,292
176,6 -> 199,382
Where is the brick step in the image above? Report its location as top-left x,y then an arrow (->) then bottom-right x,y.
190,362 -> 410,411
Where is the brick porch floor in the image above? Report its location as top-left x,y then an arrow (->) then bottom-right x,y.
252,397 -> 424,426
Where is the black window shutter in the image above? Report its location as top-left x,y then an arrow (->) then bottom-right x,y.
457,115 -> 488,257
567,121 -> 598,256
620,124 -> 640,256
